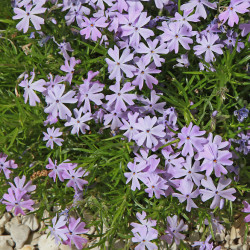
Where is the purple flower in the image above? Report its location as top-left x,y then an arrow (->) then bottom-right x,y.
103,109 -> 123,130
0,153 -> 18,179
80,17 -> 108,41
239,22 -> 250,39
172,10 -> 200,30
62,164 -> 89,191
161,215 -> 188,245
180,0 -> 217,19
2,188 -> 34,216
194,33 -> 224,62
64,108 -> 92,135
219,0 -> 250,27
46,158 -> 69,182
120,11 -> 154,47
124,161 -> 148,191
139,90 -> 166,115
197,140 -> 233,178
132,226 -> 158,250
172,179 -> 200,212
242,201 -> 250,222
131,211 -> 157,234
9,175 -> 36,197
60,57 -> 81,84
234,107 -> 249,122
134,116 -> 166,149
200,177 -> 236,209
160,22 -> 193,54
105,46 -> 136,82
49,215 -> 69,245
106,81 -> 136,111
77,71 -> 104,113
13,2 -> 46,33
174,54 -> 190,68
44,84 -> 77,119
223,30 -> 244,52
19,71 -> 46,106
144,174 -> 168,198
136,39 -> 169,67
120,112 -> 139,142
43,127 -> 64,149
178,122 -> 207,157
132,56 -> 161,90
173,157 -> 204,186
63,217 -> 89,249
162,150 -> 185,169
192,235 -> 214,249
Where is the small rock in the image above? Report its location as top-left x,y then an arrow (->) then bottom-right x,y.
38,235 -> 59,250
0,241 -> 13,250
10,224 -> 30,249
0,213 -> 12,228
5,216 -> 21,234
22,214 -> 39,231
19,245 -> 34,250
0,235 -> 14,250
26,232 -> 41,246
215,232 -> 225,242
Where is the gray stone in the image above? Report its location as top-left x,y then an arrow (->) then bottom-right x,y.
26,232 -> 41,246
0,235 -> 14,250
10,224 -> 30,249
59,244 -> 78,250
188,231 -> 200,242
19,245 -> 34,250
0,213 -> 12,231
22,215 -> 39,231
5,217 -> 21,234
38,235 -> 59,250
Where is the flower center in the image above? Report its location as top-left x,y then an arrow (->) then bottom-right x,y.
77,120 -> 80,123
146,130 -> 150,133
130,126 -> 133,130
175,35 -> 178,38
90,24 -> 94,27
187,136 -> 190,140
50,136 -> 53,139
56,100 -> 59,103
213,159 -> 217,163
207,46 -> 210,49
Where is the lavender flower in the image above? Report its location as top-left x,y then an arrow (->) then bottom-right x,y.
234,107 -> 249,122
242,201 -> 250,222
161,215 -> 188,245
0,153 -> 18,179
43,127 -> 64,149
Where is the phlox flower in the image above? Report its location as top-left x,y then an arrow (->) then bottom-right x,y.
171,10 -> 200,31
178,122 -> 207,157
120,112 -> 140,142
173,157 -> 204,186
13,1 -> 46,33
152,0 -> 170,9
103,109 -> 124,130
139,90 -> 166,115
180,0 -> 217,19
77,71 -> 104,113
9,175 -> 36,199
132,57 -> 161,90
65,108 -> 92,135
242,201 -> 250,222
63,217 -> 89,249
124,161 -> 148,191
44,84 -> 77,120
131,211 -> 157,235
144,174 -> 168,198
134,116 -> 166,149
219,0 -> 250,27
193,33 -> 224,62
162,150 -> 185,169
49,215 -> 69,245
200,177 -> 236,209
46,158 -> 69,182
223,30 -> 244,52
80,17 -> 108,41
60,57 -> 81,84
174,54 -> 190,68
19,71 -> 46,106
160,22 -> 193,54
136,39 -> 169,67
91,0 -> 113,9
43,127 -> 64,149
0,153 -> 18,179
106,81 -> 136,111
105,45 -> 136,82
120,11 -> 154,47
132,226 -> 158,250
62,164 -> 89,191
56,41 -> 73,61
172,179 -> 200,212
161,215 -> 188,245
239,22 -> 250,40
2,188 -> 34,216
204,213 -> 225,234
192,235 -> 214,249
